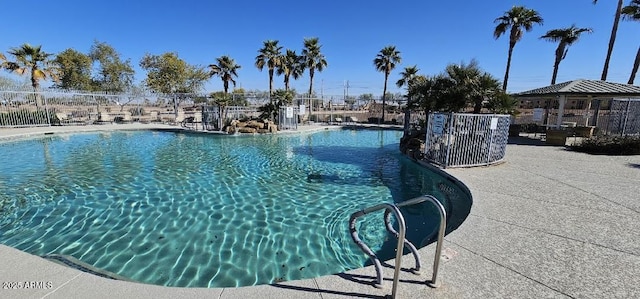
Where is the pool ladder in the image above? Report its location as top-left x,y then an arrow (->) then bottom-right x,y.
349,195 -> 447,299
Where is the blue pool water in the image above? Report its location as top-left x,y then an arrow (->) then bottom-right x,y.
0,128 -> 470,287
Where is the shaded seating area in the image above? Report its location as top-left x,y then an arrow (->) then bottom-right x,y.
513,79 -> 640,145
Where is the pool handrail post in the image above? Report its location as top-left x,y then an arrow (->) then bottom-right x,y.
383,209 -> 422,273
349,203 -> 406,298
396,195 -> 447,288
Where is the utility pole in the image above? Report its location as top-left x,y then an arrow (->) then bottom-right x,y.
347,80 -> 349,98
343,80 -> 346,102
343,80 -> 350,104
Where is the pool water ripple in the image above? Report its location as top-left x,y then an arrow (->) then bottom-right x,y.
0,129 -> 470,287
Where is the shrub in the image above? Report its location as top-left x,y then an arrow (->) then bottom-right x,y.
518,123 -> 542,133
129,107 -> 145,116
569,135 -> 640,155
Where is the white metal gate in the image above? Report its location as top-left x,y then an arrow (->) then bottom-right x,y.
278,106 -> 299,130
424,113 -> 510,168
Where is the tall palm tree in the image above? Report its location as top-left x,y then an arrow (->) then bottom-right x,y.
494,6 -> 544,91
302,37 -> 327,113
374,46 -> 402,122
540,25 -> 593,84
255,40 -> 282,98
593,0 -> 624,80
277,49 -> 304,91
209,55 -> 241,95
5,43 -> 59,91
396,65 -> 420,89
622,0 -> 640,84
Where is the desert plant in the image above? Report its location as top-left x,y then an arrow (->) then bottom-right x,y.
570,135 -> 640,155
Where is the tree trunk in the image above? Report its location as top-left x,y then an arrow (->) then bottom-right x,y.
284,75 -> 290,91
308,69 -> 315,116
473,97 -> 482,113
268,69 -> 274,99
601,0 -> 623,81
629,46 -> 640,85
382,71 -> 388,124
503,43 -> 515,91
551,45 -> 564,85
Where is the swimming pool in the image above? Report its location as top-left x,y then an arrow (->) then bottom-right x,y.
0,128 -> 471,287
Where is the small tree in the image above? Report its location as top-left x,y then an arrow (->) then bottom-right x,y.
140,52 -> 208,116
5,43 -> 59,92
374,46 -> 402,122
89,40 -> 134,92
54,48 -> 93,90
486,92 -> 518,114
259,89 -> 293,121
209,55 -> 241,95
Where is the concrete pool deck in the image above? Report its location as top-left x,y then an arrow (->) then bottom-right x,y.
0,124 -> 639,298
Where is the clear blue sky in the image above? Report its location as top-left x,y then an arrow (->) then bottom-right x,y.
1,0 -> 638,96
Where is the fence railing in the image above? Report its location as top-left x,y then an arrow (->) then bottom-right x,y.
0,90 -> 207,127
423,113 -> 510,168
0,89 -> 409,128
606,99 -> 640,136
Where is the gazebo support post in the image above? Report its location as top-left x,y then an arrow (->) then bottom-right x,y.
592,99 -> 601,127
585,95 -> 593,127
555,95 -> 567,128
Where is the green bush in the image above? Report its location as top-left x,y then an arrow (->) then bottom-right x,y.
570,135 -> 640,155
519,123 -> 543,133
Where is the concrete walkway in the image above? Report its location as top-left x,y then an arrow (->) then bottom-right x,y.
0,126 -> 639,298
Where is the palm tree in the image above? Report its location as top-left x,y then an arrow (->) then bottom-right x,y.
396,65 -> 420,89
373,46 -> 402,123
302,37 -> 327,113
0,53 -> 7,68
593,0 -> 624,80
255,40 -> 282,98
540,25 -> 593,84
622,0 -> 640,84
494,6 -> 544,91
209,55 -> 241,95
5,43 -> 59,91
446,60 -> 501,113
277,49 -> 304,91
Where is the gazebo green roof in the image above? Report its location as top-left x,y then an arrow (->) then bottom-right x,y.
514,79 -> 640,98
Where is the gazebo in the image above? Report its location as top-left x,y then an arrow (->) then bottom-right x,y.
513,79 -> 640,128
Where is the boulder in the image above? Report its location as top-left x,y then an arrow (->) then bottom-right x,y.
246,120 -> 264,129
268,123 -> 278,133
225,126 -> 236,134
238,127 -> 257,134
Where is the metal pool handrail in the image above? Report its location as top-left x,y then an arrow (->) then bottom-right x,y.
396,195 -> 447,288
383,209 -> 422,273
349,203 -> 406,299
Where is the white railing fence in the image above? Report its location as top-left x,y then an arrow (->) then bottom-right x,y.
424,113 -> 511,168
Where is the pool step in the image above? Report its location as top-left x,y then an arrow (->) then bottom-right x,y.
41,254 -> 134,282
